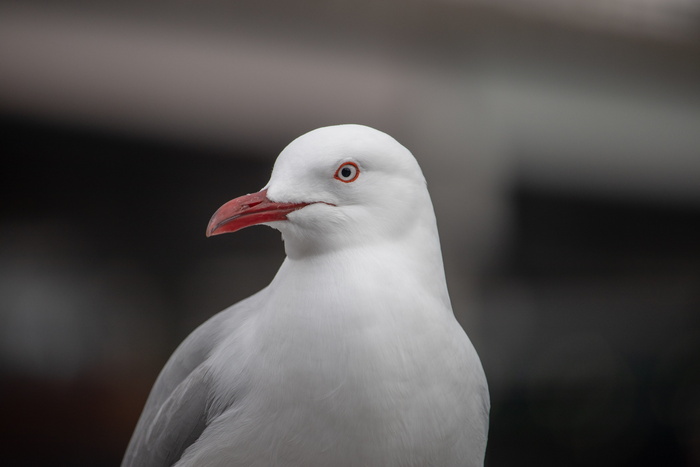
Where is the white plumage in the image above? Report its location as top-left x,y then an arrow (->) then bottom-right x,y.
122,124 -> 489,467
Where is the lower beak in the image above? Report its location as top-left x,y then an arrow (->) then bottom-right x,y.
206,188 -> 309,237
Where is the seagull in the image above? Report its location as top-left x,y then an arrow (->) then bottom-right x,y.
121,124 -> 489,467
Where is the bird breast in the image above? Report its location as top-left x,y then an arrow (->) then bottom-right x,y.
198,251 -> 487,466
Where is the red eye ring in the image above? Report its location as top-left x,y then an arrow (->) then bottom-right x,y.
334,162 -> 360,183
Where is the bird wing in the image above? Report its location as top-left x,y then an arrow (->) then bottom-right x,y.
121,304 -> 239,467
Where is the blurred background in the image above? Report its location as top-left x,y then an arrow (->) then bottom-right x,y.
2,1 -> 700,465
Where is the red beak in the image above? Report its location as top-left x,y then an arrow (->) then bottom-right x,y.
206,188 -> 309,237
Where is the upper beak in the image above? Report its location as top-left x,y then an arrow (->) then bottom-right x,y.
206,188 -> 309,237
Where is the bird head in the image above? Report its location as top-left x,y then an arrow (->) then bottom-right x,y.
206,124 -> 436,258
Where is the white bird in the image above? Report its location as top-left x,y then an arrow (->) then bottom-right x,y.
122,124 -> 489,467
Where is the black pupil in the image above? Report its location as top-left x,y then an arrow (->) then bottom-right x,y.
341,167 -> 353,178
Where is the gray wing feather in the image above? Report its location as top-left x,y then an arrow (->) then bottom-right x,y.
121,308 -> 233,467
123,365 -> 210,467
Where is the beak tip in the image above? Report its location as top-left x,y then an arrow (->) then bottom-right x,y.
206,211 -> 222,238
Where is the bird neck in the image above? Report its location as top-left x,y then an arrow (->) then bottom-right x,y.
272,220 -> 453,316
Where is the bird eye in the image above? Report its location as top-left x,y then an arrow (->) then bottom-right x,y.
334,162 -> 360,183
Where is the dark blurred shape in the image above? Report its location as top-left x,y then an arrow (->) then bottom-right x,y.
484,187 -> 700,467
